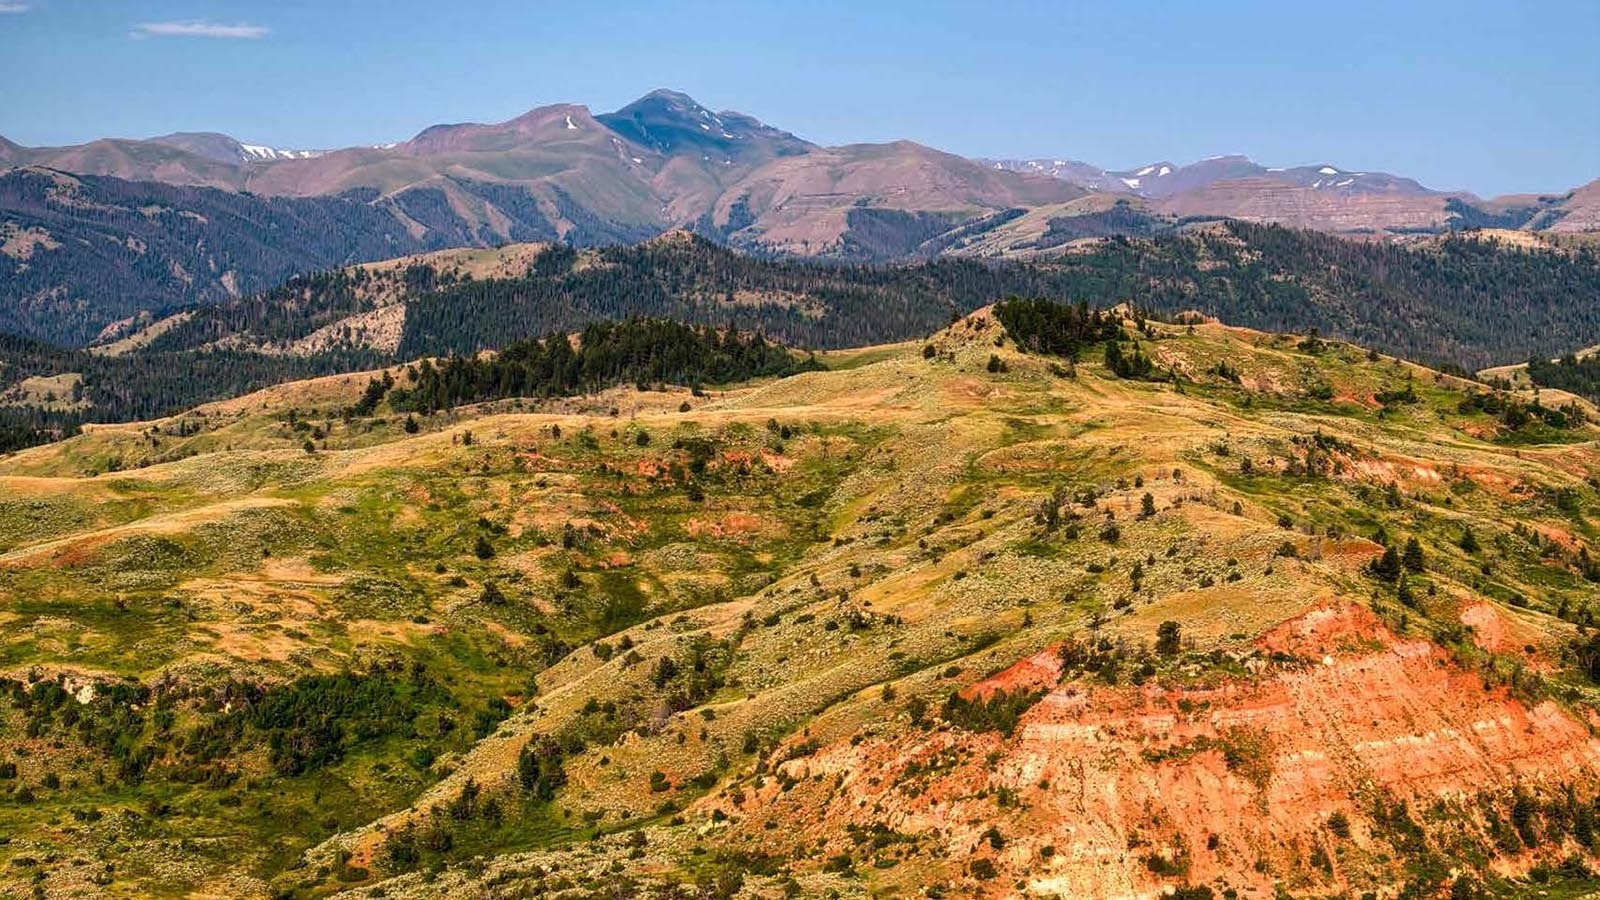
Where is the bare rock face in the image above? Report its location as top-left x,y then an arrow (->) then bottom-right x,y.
723,604 -> 1600,898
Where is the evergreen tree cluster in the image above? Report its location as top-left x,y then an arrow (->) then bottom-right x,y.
992,297 -> 1119,358
1457,389 -> 1583,431
941,687 -> 1046,738
1526,353 -> 1600,404
387,318 -> 816,413
1104,340 -> 1159,380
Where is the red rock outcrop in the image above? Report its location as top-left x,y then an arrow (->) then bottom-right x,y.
722,604 -> 1600,898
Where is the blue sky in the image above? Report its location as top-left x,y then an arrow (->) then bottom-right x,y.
2,0 -> 1596,196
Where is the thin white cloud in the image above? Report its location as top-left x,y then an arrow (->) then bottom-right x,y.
0,3 -> 32,13
132,20 -> 270,39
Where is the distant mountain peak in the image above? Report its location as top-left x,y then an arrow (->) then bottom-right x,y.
999,153 -> 1442,202
403,103 -> 600,153
146,131 -> 322,164
638,87 -> 700,104
597,89 -> 813,160
504,101 -> 592,123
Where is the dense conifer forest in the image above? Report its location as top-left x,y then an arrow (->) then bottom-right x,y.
140,226 -> 1600,370
0,331 -> 382,450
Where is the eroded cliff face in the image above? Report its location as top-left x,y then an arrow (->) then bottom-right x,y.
717,605 -> 1600,898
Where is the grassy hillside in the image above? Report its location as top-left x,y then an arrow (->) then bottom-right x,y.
5,309 -> 1600,897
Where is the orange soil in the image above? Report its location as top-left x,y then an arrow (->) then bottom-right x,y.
720,604 -> 1600,898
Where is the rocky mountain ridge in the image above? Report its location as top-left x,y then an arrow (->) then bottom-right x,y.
6,90 -> 1593,253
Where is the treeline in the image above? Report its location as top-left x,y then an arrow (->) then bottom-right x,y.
1048,223 -> 1600,371
0,407 -> 81,454
386,318 -> 816,413
0,330 -> 382,452
1526,354 -> 1600,403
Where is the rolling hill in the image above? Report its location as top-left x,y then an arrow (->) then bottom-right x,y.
4,307 -> 1600,898
5,223 -> 1600,459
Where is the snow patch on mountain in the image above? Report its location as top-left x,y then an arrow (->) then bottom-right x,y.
239,144 -> 321,161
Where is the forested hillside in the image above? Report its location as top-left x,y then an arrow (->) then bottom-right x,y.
143,235 -> 1078,356
0,331 -> 382,450
6,224 -> 1600,454
121,226 -> 1600,370
1044,224 -> 1600,371
0,167 -> 656,347
0,168 -> 442,346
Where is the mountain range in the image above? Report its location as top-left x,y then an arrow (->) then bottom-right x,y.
6,88 -> 1595,244
2,88 -> 1598,348
2,89 -> 1080,257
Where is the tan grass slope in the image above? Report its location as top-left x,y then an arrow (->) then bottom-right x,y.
4,311 -> 1600,898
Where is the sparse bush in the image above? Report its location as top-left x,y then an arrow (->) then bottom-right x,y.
1156,621 -> 1181,656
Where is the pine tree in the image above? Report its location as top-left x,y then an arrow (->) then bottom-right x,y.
1397,575 -> 1417,608
1402,537 -> 1425,573
1370,546 -> 1402,583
